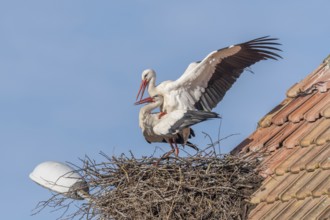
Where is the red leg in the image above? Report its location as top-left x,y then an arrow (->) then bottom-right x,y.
173,141 -> 179,156
154,148 -> 175,166
169,138 -> 179,157
153,139 -> 179,166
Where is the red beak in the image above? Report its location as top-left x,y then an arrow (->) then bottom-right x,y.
136,79 -> 148,101
134,96 -> 154,105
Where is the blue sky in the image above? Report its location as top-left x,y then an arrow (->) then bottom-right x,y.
1,1 -> 329,219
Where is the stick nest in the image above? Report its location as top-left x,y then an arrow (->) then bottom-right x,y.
35,152 -> 263,220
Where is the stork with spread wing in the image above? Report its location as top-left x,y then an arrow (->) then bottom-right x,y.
136,36 -> 281,113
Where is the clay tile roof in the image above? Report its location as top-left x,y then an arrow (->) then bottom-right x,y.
232,55 -> 330,220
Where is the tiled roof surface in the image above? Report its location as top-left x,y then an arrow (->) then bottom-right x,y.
232,55 -> 330,220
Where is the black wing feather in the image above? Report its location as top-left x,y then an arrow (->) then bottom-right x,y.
194,36 -> 282,111
168,111 -> 220,134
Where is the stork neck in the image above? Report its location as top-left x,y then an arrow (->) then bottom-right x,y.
139,101 -> 161,129
140,101 -> 160,116
148,77 -> 157,96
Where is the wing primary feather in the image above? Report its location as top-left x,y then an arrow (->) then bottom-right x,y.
192,36 -> 281,111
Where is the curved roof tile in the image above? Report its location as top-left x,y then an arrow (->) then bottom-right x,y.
232,55 -> 330,219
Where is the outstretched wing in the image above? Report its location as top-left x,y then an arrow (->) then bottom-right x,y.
153,110 -> 220,135
167,36 -> 282,111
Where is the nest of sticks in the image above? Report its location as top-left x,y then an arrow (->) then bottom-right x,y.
34,149 -> 263,220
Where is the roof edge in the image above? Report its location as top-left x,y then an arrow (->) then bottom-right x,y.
323,54 -> 330,64
231,54 -> 330,155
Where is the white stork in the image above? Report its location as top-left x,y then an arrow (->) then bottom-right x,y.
135,95 -> 220,156
136,36 -> 281,113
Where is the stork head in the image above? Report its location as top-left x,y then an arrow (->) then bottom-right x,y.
136,69 -> 156,101
141,69 -> 155,81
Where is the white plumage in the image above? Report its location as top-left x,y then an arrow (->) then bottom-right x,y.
136,95 -> 219,155
136,36 -> 281,113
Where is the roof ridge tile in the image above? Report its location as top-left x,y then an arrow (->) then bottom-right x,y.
287,62 -> 329,98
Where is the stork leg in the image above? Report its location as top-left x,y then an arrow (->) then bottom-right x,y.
153,139 -> 179,166
169,138 -> 179,157
153,148 -> 175,166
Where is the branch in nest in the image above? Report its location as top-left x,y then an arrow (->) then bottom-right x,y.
33,150 -> 263,220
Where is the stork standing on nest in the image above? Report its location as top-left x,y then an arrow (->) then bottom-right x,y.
136,36 -> 282,114
135,95 -> 220,157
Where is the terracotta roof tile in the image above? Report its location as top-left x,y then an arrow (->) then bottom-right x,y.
305,143 -> 330,171
274,146 -> 311,175
286,61 -> 329,98
270,199 -> 300,220
311,173 -> 330,197
270,95 -> 311,126
260,148 -> 292,176
265,172 -> 305,203
251,169 -> 330,204
321,103 -> 330,118
287,196 -> 326,220
289,144 -> 330,173
302,196 -> 330,220
258,98 -> 292,128
249,197 -> 330,220
259,201 -> 291,220
286,82 -> 301,98
251,148 -> 330,204
283,197 -> 315,220
263,122 -> 300,152
236,125 -> 284,153
248,200 -> 283,220
295,169 -> 322,199
317,205 -> 330,220
288,92 -> 323,123
282,169 -> 329,200
320,155 -> 330,169
316,125 -> 330,145
282,121 -> 314,149
301,66 -> 330,94
300,118 -> 330,147
304,92 -> 330,122
232,56 -> 330,219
